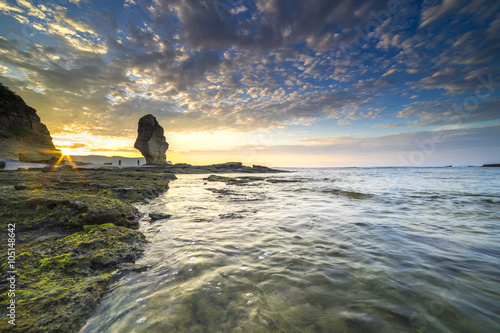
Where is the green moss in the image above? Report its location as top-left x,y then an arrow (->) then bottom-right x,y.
0,131 -> 14,138
0,168 -> 173,332
14,184 -> 43,190
6,125 -> 33,138
63,233 -> 81,240
39,254 -> 72,269
83,223 -> 115,232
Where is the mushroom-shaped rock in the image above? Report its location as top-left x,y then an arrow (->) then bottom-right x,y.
134,114 -> 169,165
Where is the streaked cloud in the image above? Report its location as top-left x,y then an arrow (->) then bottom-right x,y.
0,0 -> 499,165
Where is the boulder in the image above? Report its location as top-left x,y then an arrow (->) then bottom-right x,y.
0,161 -> 5,169
0,83 -> 61,163
134,114 -> 169,165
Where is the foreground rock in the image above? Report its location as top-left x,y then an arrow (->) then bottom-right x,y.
0,83 -> 61,163
134,114 -> 169,165
0,168 -> 175,332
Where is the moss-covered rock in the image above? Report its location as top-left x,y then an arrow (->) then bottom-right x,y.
0,168 -> 173,332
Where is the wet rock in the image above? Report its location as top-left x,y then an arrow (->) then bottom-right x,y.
149,213 -> 172,221
41,166 -> 57,172
206,174 -> 265,185
211,162 -> 242,168
206,188 -> 236,195
113,187 -> 133,195
111,263 -> 152,282
9,225 -> 148,333
163,172 -> 177,180
252,164 -> 274,171
72,200 -> 88,212
134,114 -> 169,165
207,174 -> 234,182
14,183 -> 42,190
0,161 -> 5,169
219,212 -> 244,219
266,178 -> 303,183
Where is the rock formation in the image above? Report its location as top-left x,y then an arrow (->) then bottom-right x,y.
134,114 -> 169,165
0,83 -> 61,163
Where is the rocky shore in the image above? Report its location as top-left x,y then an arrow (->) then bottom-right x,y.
0,163 -> 284,332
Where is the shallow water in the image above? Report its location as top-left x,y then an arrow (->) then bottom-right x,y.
81,167 -> 500,332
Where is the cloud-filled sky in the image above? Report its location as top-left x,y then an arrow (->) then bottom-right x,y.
1,0 -> 499,166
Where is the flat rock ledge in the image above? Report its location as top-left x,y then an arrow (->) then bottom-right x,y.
0,168 -> 175,332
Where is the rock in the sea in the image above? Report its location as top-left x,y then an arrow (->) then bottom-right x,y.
134,114 -> 169,165
149,213 -> 172,221
211,162 -> 243,169
0,161 -> 5,169
0,83 -> 61,163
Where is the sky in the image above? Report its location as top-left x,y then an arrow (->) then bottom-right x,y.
0,0 -> 499,167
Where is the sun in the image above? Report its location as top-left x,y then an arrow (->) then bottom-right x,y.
59,147 -> 76,156
57,147 -> 86,156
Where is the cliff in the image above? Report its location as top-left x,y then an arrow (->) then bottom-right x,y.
0,83 -> 61,163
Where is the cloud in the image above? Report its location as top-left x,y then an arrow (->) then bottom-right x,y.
382,68 -> 397,77
0,0 -> 499,156
372,122 -> 406,128
355,78 -> 393,90
397,96 -> 500,126
57,143 -> 86,149
420,0 -> 467,28
0,0 -> 23,13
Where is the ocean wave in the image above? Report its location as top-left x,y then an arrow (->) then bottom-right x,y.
320,189 -> 374,199
285,187 -> 374,199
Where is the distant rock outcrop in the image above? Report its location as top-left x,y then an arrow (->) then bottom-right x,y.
0,83 -> 61,163
134,114 -> 169,165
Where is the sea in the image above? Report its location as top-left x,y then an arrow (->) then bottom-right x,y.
73,167 -> 499,332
